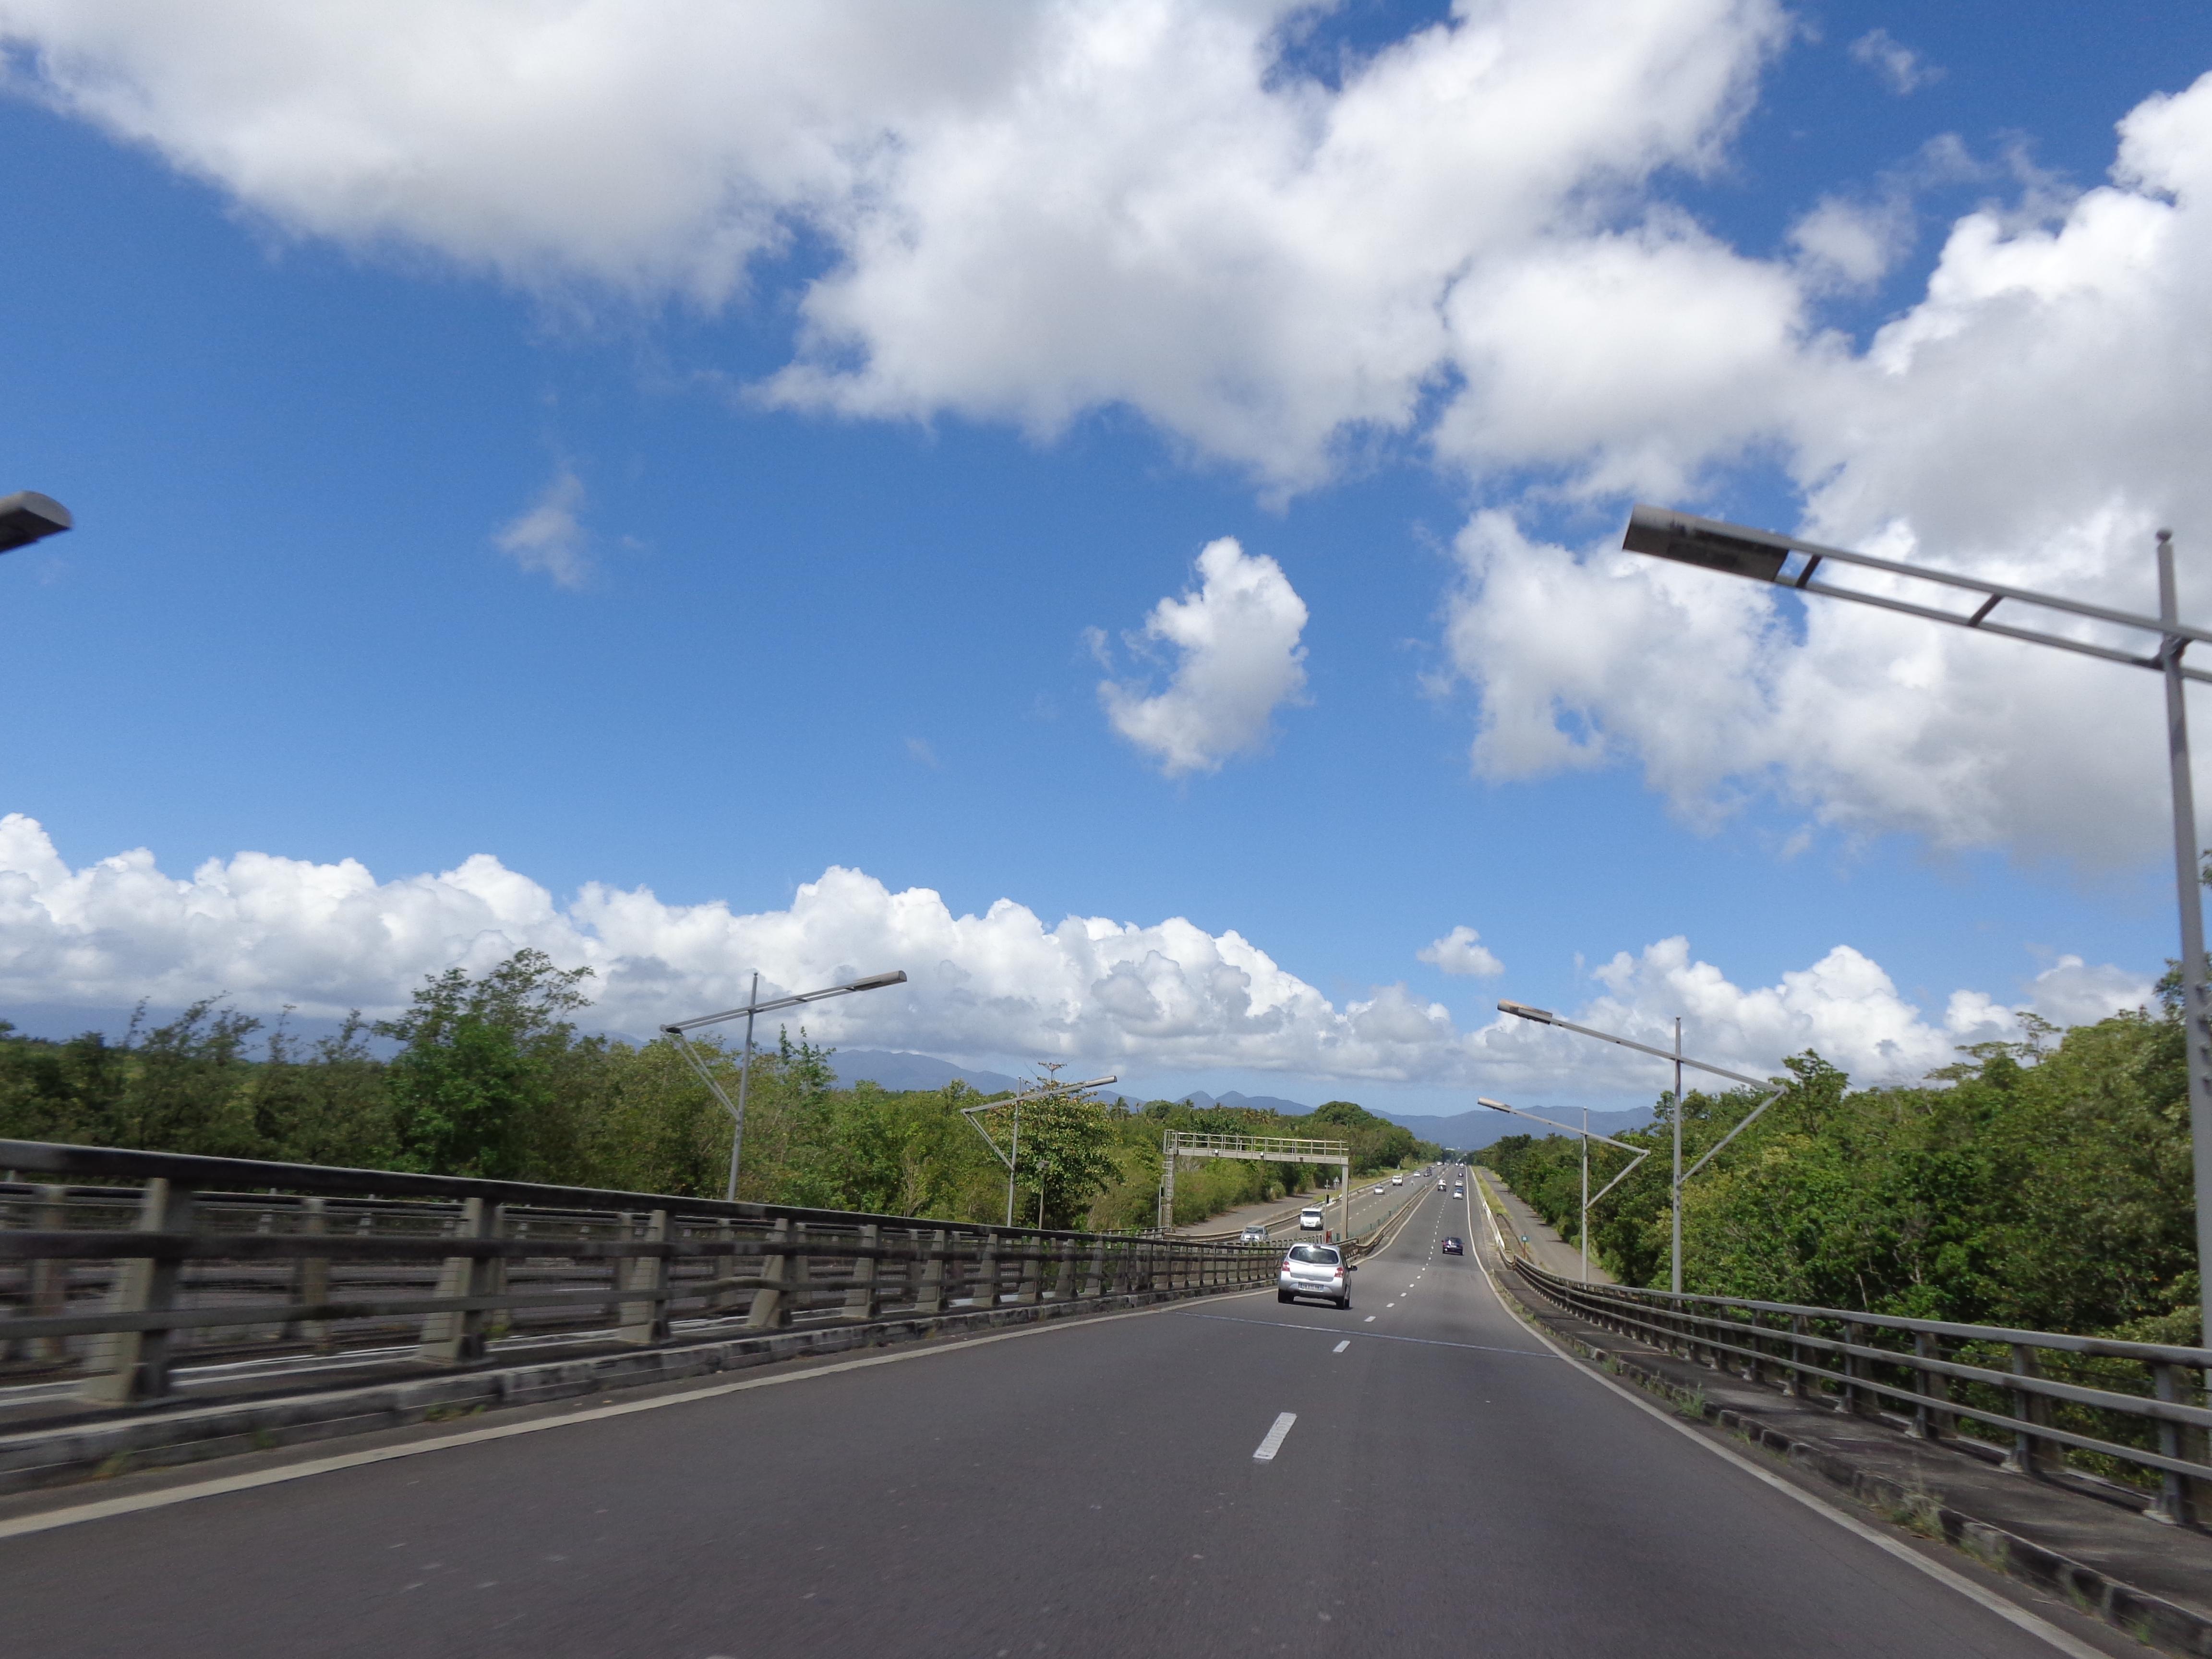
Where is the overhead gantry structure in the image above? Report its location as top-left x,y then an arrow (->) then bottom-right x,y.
1158,1131 -> 1353,1238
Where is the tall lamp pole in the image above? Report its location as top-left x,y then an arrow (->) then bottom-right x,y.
1477,1095 -> 1651,1282
1497,999 -> 1782,1293
663,969 -> 908,1201
1617,502 -> 2212,1344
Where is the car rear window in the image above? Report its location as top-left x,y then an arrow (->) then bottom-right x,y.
1286,1245 -> 1340,1265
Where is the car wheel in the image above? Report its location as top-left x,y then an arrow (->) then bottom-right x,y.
1277,1289 -> 1292,1303
1338,1296 -> 1351,1310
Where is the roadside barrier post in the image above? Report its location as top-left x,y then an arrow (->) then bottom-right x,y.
747,1217 -> 793,1329
82,1177 -> 195,1403
840,1224 -> 879,1323
415,1197 -> 501,1366
615,1210 -> 672,1345
27,1184 -> 67,1363
974,1233 -> 999,1309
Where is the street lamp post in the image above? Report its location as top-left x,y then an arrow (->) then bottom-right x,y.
1619,501 -> 2212,1345
1476,1095 -> 1651,1282
0,491 -> 71,555
961,1075 -> 1118,1227
1497,999 -> 1783,1292
662,970 -> 908,1201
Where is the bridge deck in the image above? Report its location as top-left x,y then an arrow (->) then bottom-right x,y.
0,1178 -> 2131,1658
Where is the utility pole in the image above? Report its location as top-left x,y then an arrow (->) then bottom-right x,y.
1671,1017 -> 1684,1296
2160,530 -> 2212,1354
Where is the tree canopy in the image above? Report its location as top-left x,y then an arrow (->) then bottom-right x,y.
0,952 -> 1437,1233
1486,1007 -> 2198,1345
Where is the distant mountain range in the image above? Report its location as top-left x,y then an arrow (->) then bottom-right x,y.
825,1051 -> 1652,1148
826,1050 -> 1028,1096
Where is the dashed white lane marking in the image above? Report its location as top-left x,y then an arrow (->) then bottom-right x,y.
1363,1315 -> 1376,1322
1332,1340 -> 1350,1354
1252,1412 -> 1298,1462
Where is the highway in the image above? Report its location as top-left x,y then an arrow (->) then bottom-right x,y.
1187,1169 -> 1433,1241
2,1175 -> 2100,1658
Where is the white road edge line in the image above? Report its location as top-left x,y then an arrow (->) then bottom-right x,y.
1332,1340 -> 1350,1354
1252,1411 -> 1298,1461
1459,1180 -> 2106,1659
0,1286 -> 1273,1542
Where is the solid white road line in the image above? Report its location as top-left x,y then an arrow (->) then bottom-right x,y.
1252,1412 -> 1298,1462
1333,1340 -> 1350,1353
1458,1184 -> 2106,1659
0,1287 -> 1271,1542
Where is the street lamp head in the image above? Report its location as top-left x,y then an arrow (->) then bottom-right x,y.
842,970 -> 908,992
1496,999 -> 1556,1024
0,491 -> 72,554
1623,504 -> 1791,584
1477,1098 -> 1510,1112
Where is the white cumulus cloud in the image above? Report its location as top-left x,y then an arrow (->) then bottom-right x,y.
0,815 -> 2152,1100
1849,27 -> 1943,96
1419,926 -> 1504,978
1466,934 -> 2151,1100
1099,537 -> 1309,776
0,0 -> 1791,488
492,465 -> 589,587
1442,74 -> 2212,865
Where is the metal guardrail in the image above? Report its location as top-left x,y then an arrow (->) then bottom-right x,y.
0,1139 -> 1277,1409
1504,1253 -> 2212,1529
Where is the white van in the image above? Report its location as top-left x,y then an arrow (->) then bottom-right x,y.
1298,1206 -> 1326,1230
1391,1174 -> 1404,1186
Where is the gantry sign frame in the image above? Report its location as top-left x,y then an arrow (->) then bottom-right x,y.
1158,1131 -> 1352,1238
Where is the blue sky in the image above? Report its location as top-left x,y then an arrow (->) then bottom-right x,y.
2,0 -> 2210,1115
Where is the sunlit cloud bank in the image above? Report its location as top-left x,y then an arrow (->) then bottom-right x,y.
0,816 -> 2150,1099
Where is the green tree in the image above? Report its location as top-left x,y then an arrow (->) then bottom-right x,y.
375,950 -> 594,1178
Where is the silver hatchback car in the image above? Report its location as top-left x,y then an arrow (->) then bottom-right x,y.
1278,1242 -> 1352,1309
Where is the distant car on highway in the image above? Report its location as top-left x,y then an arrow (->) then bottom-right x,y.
1239,1224 -> 1269,1242
1298,1206 -> 1325,1230
1278,1242 -> 1353,1309
1436,1180 -> 1446,1190
1391,1174 -> 1404,1185
1442,1237 -> 1464,1255
1372,1184 -> 1385,1194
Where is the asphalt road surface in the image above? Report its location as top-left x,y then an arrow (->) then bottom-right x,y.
1181,1169 -> 1431,1241
4,1180 -> 2097,1659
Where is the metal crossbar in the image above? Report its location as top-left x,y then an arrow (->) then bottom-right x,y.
1162,1133 -> 1351,1161
0,1139 -> 1276,1413
1506,1254 -> 2212,1526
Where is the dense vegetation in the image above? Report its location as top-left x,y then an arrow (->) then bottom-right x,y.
1487,1005 -> 2199,1344
0,950 -> 1436,1233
